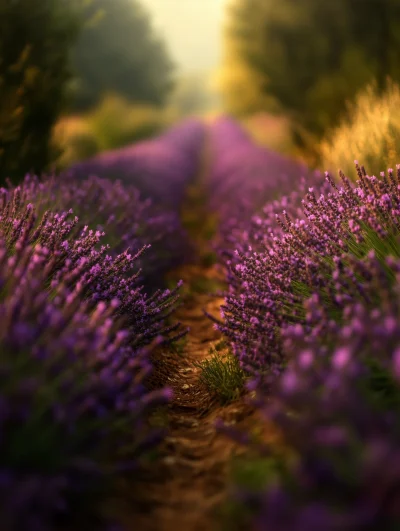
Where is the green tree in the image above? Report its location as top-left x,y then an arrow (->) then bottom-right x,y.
0,0 -> 80,181
222,0 -> 400,143
70,0 -> 175,111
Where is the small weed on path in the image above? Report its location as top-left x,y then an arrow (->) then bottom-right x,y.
195,345 -> 246,404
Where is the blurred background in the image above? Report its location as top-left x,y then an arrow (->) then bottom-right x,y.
1,0 -> 400,181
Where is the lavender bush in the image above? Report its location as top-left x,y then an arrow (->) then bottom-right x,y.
215,160 -> 400,529
0,186 -> 185,349
215,163 -> 400,379
0,112 -> 205,526
67,119 -> 206,209
0,213 -> 172,529
11,173 -> 191,287
228,291 -> 400,531
207,117 -> 312,244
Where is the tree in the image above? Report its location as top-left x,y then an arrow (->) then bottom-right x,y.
0,0 -> 80,181
214,29 -> 279,117
70,0 -> 175,111
221,0 -> 400,141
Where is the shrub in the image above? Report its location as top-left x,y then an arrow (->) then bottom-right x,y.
85,94 -> 168,152
319,80 -> 400,179
15,173 -> 190,287
226,295 -> 400,530
53,116 -> 99,168
0,0 -> 80,182
214,160 -> 400,529
207,116 -> 316,250
214,164 -> 400,379
0,185 -> 184,349
0,198 -> 173,529
68,119 -> 206,209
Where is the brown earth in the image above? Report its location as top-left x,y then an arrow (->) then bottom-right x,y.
118,263 -> 257,531
113,142 -> 279,531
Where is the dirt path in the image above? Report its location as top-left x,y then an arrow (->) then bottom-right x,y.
109,137 -> 258,530
117,259 -> 256,531
109,133 -> 280,531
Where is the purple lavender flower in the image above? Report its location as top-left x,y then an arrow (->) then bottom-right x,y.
231,296 -> 400,530
0,234 -> 172,529
216,163 -> 400,379
207,117 -> 316,246
213,155 -> 400,529
8,173 -> 192,286
67,119 -> 206,209
0,187 -> 185,349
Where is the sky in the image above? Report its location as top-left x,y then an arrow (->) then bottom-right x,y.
143,0 -> 228,74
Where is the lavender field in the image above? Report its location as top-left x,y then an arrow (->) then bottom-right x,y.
1,111 -> 399,531
4,0 -> 400,527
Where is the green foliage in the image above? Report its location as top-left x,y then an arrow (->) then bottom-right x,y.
195,349 -> 245,404
70,0 -> 175,112
54,116 -> 99,168
231,455 -> 285,492
362,356 -> 400,412
319,80 -> 400,177
85,93 -> 168,151
54,93 -> 169,167
214,339 -> 228,352
223,0 -> 400,144
0,0 -> 80,181
220,454 -> 289,531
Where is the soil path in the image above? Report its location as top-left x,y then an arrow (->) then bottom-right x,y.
130,265 -> 254,531
116,137 -> 258,531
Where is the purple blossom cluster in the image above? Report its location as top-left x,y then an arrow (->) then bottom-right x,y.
207,117 -> 313,245
0,118 -> 206,527
212,150 -> 400,529
0,198 -> 173,529
12,173 -> 191,287
217,164 -> 400,378
0,186 -> 184,349
232,277 -> 400,530
67,119 -> 206,208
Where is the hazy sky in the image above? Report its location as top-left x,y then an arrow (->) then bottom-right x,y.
143,0 -> 228,74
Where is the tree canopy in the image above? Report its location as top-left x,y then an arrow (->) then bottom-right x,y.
0,0 -> 80,181
221,0 -> 400,140
70,0 -> 175,111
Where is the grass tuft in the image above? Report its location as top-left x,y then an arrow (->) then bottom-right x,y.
319,80 -> 400,178
195,349 -> 245,404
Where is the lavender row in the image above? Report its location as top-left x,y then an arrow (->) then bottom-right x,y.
206,117 -> 313,247
0,180 -> 187,529
242,263 -> 400,531
217,164 -> 400,379
0,116 -> 210,528
211,149 -> 400,529
67,119 -> 206,209
12,173 -> 191,288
